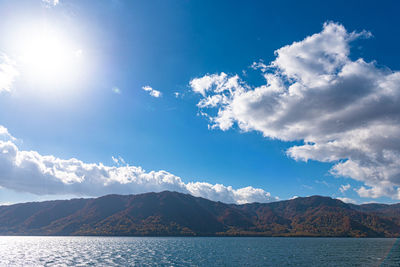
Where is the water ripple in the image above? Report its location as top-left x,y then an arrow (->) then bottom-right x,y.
0,236 -> 398,266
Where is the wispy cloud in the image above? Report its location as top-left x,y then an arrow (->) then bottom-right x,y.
142,85 -> 162,98
0,126 -> 16,141
191,22 -> 400,200
0,53 -> 18,93
42,0 -> 59,7
112,156 -> 126,166
301,184 -> 313,190
0,125 -> 276,204
339,184 -> 351,193
315,180 -> 333,187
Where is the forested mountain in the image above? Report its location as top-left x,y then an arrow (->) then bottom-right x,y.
0,191 -> 399,237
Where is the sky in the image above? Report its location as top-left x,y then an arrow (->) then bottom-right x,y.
0,0 -> 400,205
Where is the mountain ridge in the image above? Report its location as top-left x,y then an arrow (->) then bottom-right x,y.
0,191 -> 399,237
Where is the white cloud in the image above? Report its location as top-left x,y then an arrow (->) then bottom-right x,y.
112,156 -> 126,166
190,22 -> 400,200
142,85 -> 162,98
251,61 -> 268,72
0,126 -> 275,204
339,184 -> 351,193
0,126 -> 17,142
0,54 -> 18,93
112,87 -> 121,94
42,0 -> 59,6
111,156 -> 119,164
190,73 -> 236,97
336,197 -> 357,204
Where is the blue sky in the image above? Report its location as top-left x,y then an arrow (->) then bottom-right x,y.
1,0 -> 400,204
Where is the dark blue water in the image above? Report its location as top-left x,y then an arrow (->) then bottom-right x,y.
0,236 -> 399,266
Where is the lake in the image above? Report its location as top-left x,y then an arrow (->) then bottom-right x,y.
0,236 -> 399,266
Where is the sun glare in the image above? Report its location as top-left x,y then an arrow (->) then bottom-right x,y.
16,23 -> 84,87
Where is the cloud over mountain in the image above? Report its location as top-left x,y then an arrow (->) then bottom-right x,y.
191,22 -> 400,200
0,126 -> 274,204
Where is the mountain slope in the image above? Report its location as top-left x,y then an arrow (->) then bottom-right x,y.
0,191 -> 399,237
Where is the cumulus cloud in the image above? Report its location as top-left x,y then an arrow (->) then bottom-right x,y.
191,22 -> 400,200
0,126 -> 275,204
0,54 -> 18,93
142,85 -> 162,98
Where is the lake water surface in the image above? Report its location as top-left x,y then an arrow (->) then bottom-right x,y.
0,236 -> 399,266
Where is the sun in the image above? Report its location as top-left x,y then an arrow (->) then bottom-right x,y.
16,23 -> 84,86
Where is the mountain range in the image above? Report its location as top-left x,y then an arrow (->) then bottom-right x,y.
0,191 -> 399,237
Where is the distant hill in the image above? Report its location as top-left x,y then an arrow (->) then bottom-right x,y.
0,191 -> 399,237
